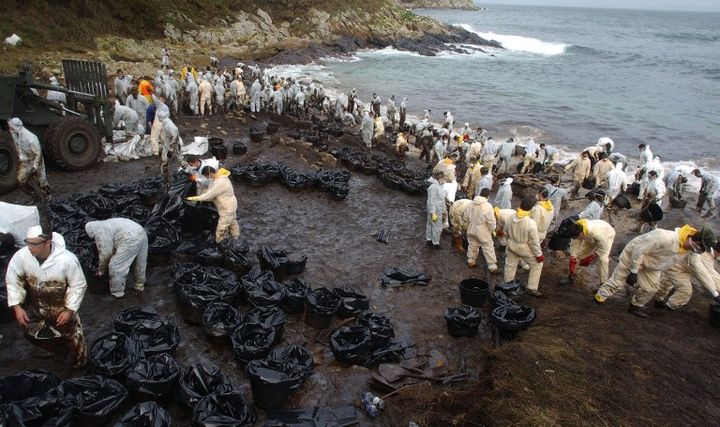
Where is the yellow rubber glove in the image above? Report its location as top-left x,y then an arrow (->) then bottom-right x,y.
186,196 -> 200,201
431,213 -> 438,222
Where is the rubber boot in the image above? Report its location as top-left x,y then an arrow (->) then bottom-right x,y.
453,235 -> 464,253
628,303 -> 649,318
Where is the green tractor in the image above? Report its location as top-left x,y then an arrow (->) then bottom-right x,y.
0,59 -> 114,194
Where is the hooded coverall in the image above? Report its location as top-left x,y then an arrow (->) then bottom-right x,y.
593,159 -> 614,188
564,156 -> 591,195
569,219 -> 615,284
85,218 -> 148,297
198,80 -> 213,116
426,177 -> 447,246
606,163 -> 627,202
496,141 -> 515,174
480,141 -> 497,171
8,120 -> 50,198
521,140 -> 538,174
5,232 -> 88,368
529,200 -> 554,241
656,252 -> 719,310
449,199 -> 472,238
503,211 -> 544,291
190,168 -> 240,242
494,179 -> 513,210
361,113 -> 374,148
186,80 -> 199,115
596,225 -> 696,307
545,184 -> 569,224
579,200 -> 604,221
462,161 -> 483,199
464,196 -> 497,269
159,113 -> 183,183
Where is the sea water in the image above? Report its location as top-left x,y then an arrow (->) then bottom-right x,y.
269,4 -> 720,170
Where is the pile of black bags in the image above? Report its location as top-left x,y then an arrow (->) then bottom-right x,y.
230,161 -> 351,199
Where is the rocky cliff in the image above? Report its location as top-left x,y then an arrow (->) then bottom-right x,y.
398,0 -> 480,9
2,0 -> 497,73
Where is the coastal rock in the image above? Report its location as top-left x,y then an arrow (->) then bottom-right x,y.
398,0 -> 480,9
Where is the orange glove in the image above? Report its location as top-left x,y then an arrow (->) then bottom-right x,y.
189,174 -> 197,182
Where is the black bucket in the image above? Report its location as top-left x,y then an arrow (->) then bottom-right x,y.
250,128 -> 265,143
458,278 -> 489,307
640,203 -> 663,222
304,288 -> 341,329
444,305 -> 481,337
495,282 -> 526,303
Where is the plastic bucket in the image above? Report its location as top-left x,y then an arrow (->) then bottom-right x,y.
458,278 -> 489,307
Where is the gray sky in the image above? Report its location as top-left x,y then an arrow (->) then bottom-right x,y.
476,0 -> 720,12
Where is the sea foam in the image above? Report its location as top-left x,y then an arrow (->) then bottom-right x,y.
456,24 -> 569,56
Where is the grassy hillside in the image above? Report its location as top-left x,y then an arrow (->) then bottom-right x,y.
0,0 -> 391,48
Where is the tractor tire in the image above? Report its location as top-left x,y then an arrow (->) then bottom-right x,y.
46,117 -> 102,171
0,133 -> 18,195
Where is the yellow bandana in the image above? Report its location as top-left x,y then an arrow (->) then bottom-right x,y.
677,224 -> 698,254
517,208 -> 530,218
576,218 -> 589,235
538,200 -> 553,211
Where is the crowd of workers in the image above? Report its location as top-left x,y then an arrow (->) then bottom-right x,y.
4,51 -> 720,369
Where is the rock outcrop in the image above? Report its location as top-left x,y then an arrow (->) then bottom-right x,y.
96,2 -> 498,67
398,0 -> 480,9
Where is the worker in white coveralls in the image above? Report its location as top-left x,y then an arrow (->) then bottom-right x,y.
561,218 -> 616,286
654,246 -> 720,311
504,196 -> 545,297
594,225 -> 715,318
5,225 -> 88,368
464,188 -> 497,272
186,166 -> 240,243
85,218 -> 148,299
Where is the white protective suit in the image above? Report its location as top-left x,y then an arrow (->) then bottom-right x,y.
433,140 -> 447,162
449,199 -> 472,237
8,118 -> 50,189
46,76 -> 66,105
493,178 -> 513,209
463,161 -> 483,199
570,219 -> 615,284
426,177 -> 447,246
0,202 -> 39,247
190,168 -> 240,242
597,137 -> 614,153
503,211 -> 544,291
564,155 -> 591,191
186,79 -> 199,115
199,80 -> 213,115
361,112 -> 374,148
545,184 -> 569,223
5,231 -> 88,367
214,81 -> 225,110
464,196 -> 497,269
645,176 -> 666,205
522,139 -> 539,173
475,171 -> 494,196
497,140 -> 515,173
596,225 -> 696,307
529,200 -> 554,241
606,162 -> 627,201
85,219 -> 148,297
126,94 -> 149,128
639,145 -> 654,166
578,200 -> 604,220
113,103 -> 139,135
656,252 -> 719,309
272,90 -> 284,115
593,158 -> 614,188
480,140 -> 498,171
250,80 -> 262,112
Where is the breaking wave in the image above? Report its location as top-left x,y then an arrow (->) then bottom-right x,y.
456,24 -> 569,56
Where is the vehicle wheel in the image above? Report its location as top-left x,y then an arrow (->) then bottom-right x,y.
46,117 -> 102,171
0,133 -> 18,195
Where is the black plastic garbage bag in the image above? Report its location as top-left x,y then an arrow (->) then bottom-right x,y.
282,278 -> 309,314
113,305 -> 160,334
244,306 -> 287,336
0,370 -> 60,403
333,286 -> 370,317
232,140 -> 249,156
77,193 -> 117,219
304,287 -> 341,329
330,325 -> 372,365
279,166 -> 315,190
145,217 -> 182,253
268,345 -> 314,378
118,204 -> 150,222
444,305 -> 482,337
56,375 -> 127,423
151,173 -> 193,223
244,161 -> 280,185
126,353 -> 181,401
246,352 -> 311,410
181,201 -> 218,235
256,246 -> 287,272
137,177 -> 165,207
131,318 -> 181,356
365,338 -> 415,366
314,169 -> 350,199
202,302 -> 243,343
178,361 -> 234,409
218,239 -> 252,275
491,304 -> 537,337
115,401 -> 173,427
1,390 -> 75,426
193,246 -> 225,267
495,282 -> 526,303
231,323 -> 277,363
265,406 -> 358,427
89,332 -> 142,378
192,391 -> 257,427
356,312 -> 394,348
380,267 -> 431,287
178,278 -> 241,324
249,127 -> 265,143
492,290 -> 515,309
247,279 -> 286,308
